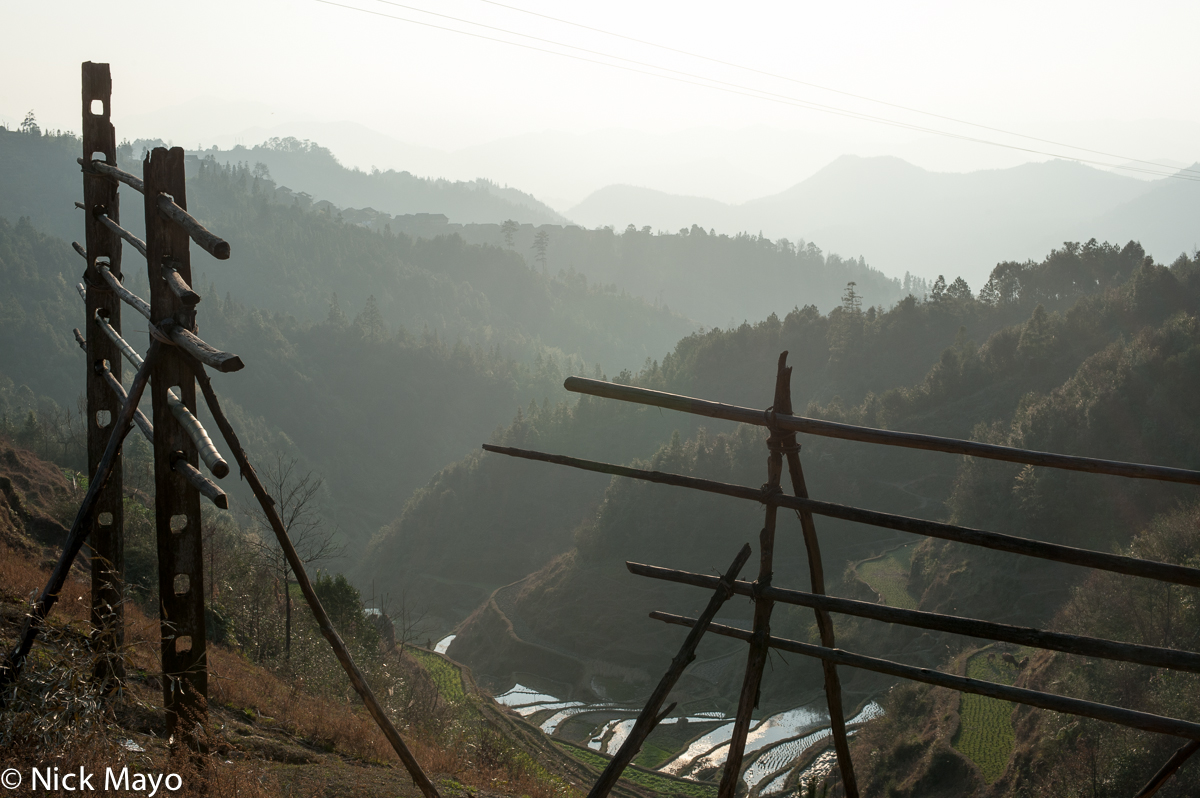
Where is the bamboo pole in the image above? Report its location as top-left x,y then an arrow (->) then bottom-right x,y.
97,213 -> 147,259
773,354 -> 856,797
651,613 -> 1200,741
719,359 -> 788,798
162,263 -> 201,305
99,265 -> 150,319
97,365 -> 227,509
627,562 -> 1200,674
479,445 -> 1200,589
589,544 -> 752,798
156,195 -> 230,260
78,157 -> 145,194
1132,740 -> 1200,798
91,310 -> 230,477
0,342 -> 162,701
162,321 -> 244,373
187,358 -> 440,798
562,377 -> 1200,486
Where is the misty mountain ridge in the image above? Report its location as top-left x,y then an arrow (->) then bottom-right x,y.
569,155 -> 1199,287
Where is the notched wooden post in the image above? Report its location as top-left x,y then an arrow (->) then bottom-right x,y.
144,146 -> 208,745
81,60 -> 126,689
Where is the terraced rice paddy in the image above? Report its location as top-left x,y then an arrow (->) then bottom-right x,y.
856,544 -> 918,609
410,649 -> 467,704
952,650 -> 1021,783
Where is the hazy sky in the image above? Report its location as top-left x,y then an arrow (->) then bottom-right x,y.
5,0 -> 1199,204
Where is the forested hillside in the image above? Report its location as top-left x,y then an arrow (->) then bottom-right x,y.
363,239 -> 1165,660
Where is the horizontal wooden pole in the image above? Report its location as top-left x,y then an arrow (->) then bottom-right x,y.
97,360 -> 227,507
99,265 -> 151,320
156,195 -> 230,260
162,262 -> 201,305
72,241 -> 88,260
171,456 -> 229,510
78,157 -> 144,193
651,612 -> 1200,741
90,311 -> 230,477
97,213 -> 147,259
166,393 -> 229,478
163,322 -> 244,373
628,562 -> 1200,674
482,445 -> 1200,589
73,327 -> 87,351
563,377 -> 1200,486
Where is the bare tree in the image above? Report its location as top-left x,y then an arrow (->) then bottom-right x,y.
245,454 -> 344,659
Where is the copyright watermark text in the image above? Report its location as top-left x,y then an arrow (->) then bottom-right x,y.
1,766 -> 182,795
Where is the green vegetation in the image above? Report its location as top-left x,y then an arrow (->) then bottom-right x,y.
856,544 -> 917,609
554,742 -> 717,798
952,651 -> 1020,783
410,649 -> 467,704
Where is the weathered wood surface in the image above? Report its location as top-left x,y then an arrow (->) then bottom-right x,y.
480,444 -> 1200,588
88,306 -> 231,478
73,328 -> 87,350
0,343 -> 161,701
163,321 -> 244,373
144,146 -> 207,741
1133,740 -> 1200,798
72,241 -> 88,260
99,265 -> 151,319
719,359 -> 788,798
77,156 -> 145,193
97,213 -> 147,258
628,562 -> 1200,673
157,194 -> 230,260
189,358 -> 441,798
162,262 -> 201,305
562,377 -> 1200,486
98,364 -> 226,509
589,544 -> 752,798
651,613 -> 1200,741
81,60 -> 125,687
772,353 -> 857,796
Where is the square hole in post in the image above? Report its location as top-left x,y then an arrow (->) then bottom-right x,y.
174,573 -> 189,596
170,514 -> 188,533
90,99 -> 104,116
98,512 -> 113,526
91,151 -> 106,163
175,636 -> 192,654
96,410 -> 111,428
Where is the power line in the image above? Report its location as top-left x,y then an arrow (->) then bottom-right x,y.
471,0 -> 1200,180
314,0 -> 1200,182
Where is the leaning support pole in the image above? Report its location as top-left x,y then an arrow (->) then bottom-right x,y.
588,543 -> 753,798
1132,740 -> 1200,798
188,359 -> 441,798
718,358 -> 789,798
774,353 -> 857,796
0,343 -> 161,701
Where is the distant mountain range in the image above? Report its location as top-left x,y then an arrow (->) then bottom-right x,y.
568,156 -> 1200,287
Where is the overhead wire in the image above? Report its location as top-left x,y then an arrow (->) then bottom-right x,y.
471,0 -> 1200,180
313,0 -> 1200,182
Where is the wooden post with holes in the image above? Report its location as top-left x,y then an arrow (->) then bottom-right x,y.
81,61 -> 125,688
144,146 -> 208,743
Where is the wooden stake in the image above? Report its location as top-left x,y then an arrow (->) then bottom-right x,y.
81,60 -> 126,688
588,543 -> 752,798
718,357 -> 790,798
144,146 -> 208,744
774,353 -> 856,796
189,359 -> 441,798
